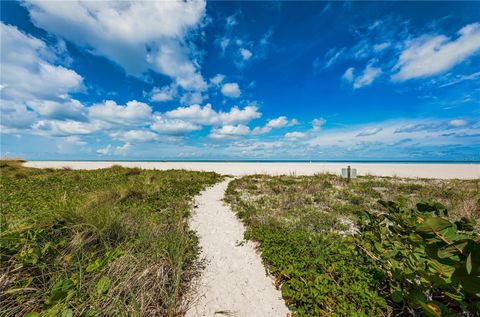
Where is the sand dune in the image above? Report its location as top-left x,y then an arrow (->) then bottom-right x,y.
24,161 -> 479,179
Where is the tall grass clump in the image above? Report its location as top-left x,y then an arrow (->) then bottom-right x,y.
0,162 -> 221,316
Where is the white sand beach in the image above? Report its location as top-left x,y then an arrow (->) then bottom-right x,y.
24,161 -> 479,179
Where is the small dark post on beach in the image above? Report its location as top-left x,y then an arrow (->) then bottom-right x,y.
347,165 -> 351,182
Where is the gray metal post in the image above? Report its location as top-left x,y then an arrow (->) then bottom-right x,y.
347,165 -> 351,182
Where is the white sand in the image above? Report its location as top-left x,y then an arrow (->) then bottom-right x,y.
24,161 -> 480,179
186,180 -> 290,317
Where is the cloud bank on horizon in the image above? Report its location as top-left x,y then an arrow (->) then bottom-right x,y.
1,1 -> 479,160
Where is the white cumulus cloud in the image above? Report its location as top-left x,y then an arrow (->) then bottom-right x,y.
24,0 -> 207,92
151,116 -> 201,135
240,48 -> 253,60
285,131 -> 307,140
149,84 -> 178,102
26,99 -> 87,121
312,118 -> 326,130
252,116 -> 298,135
392,23 -> 480,81
89,100 -> 153,125
32,119 -> 107,137
210,74 -> 225,86
0,101 -> 37,130
165,104 -> 218,125
0,23 -> 83,102
97,143 -> 131,156
352,64 -> 382,89
209,124 -> 250,139
0,22 -> 88,133
356,127 -> 383,137
342,67 -> 354,82
219,106 -> 261,125
110,130 -> 160,142
165,104 -> 260,126
448,119 -> 467,127
221,82 -> 241,98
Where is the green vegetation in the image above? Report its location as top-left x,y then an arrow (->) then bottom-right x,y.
225,174 -> 480,316
0,161 -> 222,316
358,201 -> 479,316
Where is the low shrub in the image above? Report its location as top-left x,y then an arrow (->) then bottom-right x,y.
225,175 -> 480,316
356,201 -> 480,316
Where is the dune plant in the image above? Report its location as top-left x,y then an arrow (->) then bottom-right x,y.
356,201 -> 480,316
0,162 -> 221,316
225,174 -> 479,316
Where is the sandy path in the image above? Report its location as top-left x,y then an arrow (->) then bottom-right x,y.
187,180 -> 290,317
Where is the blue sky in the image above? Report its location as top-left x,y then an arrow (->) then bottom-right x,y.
1,1 -> 479,161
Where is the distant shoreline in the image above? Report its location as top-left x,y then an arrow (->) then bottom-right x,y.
24,161 -> 480,180
24,159 -> 480,164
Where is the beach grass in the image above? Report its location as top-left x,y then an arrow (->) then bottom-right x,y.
0,161 -> 222,316
225,174 -> 480,316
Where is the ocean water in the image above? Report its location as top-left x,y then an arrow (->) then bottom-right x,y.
29,159 -> 480,164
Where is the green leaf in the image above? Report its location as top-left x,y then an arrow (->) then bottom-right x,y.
24,313 -> 40,317
50,278 -> 74,302
418,301 -> 442,317
95,276 -> 110,296
392,268 -> 404,281
425,243 -> 440,259
392,290 -> 403,303
416,217 -> 452,234
466,252 -> 472,275
374,242 -> 383,252
86,249 -> 124,273
103,249 -> 124,263
86,260 -> 101,273
427,259 -> 455,281
438,226 -> 458,242
61,309 -> 73,317
465,246 -> 480,275
452,267 -> 480,296
407,288 -> 426,308
437,240 -> 469,259
379,200 -> 398,212
417,202 -> 447,216
408,232 -> 423,243
444,291 -> 464,302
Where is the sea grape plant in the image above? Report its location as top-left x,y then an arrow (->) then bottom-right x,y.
356,200 -> 480,316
